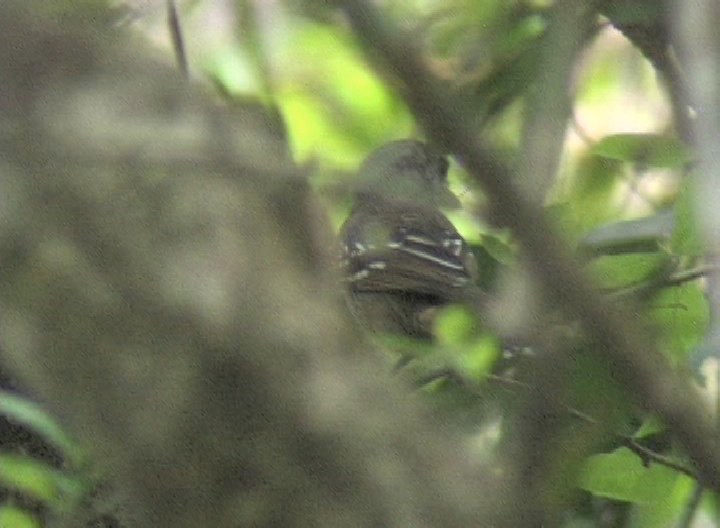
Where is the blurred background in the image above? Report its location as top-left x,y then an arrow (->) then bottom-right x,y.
1,1 -> 713,527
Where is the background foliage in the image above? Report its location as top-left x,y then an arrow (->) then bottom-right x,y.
1,1 -> 717,527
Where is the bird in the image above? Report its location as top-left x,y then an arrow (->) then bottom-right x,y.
339,139 -> 482,340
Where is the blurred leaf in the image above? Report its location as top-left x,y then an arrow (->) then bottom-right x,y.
480,232 -> 515,266
432,1 -> 544,64
472,37 -> 543,121
672,181 -> 704,257
0,391 -> 82,468
587,253 -> 668,290
579,447 -> 681,503
449,4 -> 549,123
592,134 -> 691,169
579,211 -> 674,257
566,348 -> 634,426
576,155 -> 621,195
458,335 -> 501,380
633,416 -> 665,439
205,47 -> 264,97
236,0 -> 271,94
0,454 -> 81,505
629,472 -> 696,528
554,155 -> 624,241
435,305 -> 478,346
650,283 -> 709,362
464,240 -> 505,291
434,306 -> 500,380
0,505 -> 40,528
496,13 -> 547,58
278,24 -> 412,162
281,91 -> 359,164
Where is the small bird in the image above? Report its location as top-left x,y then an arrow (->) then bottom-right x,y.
339,139 -> 481,339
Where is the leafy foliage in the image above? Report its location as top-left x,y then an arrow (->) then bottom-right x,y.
1,1 -> 714,526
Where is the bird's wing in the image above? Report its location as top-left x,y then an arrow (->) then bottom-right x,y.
341,204 -> 478,299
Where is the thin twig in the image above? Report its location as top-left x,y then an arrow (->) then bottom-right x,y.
417,364 -> 698,479
621,437 -> 697,479
167,0 -> 188,78
607,264 -> 717,301
665,265 -> 718,287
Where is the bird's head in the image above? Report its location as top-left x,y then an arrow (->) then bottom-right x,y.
353,139 -> 460,209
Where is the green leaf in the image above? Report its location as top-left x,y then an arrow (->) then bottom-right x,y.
672,181 -> 704,257
634,416 -> 665,439
579,447 -> 681,503
587,253 -> 668,290
435,305 -> 478,346
578,211 -> 674,257
0,391 -> 82,468
553,155 -> 624,240
458,335 -> 501,380
0,505 -> 40,528
592,134 -> 691,168
629,472 -> 698,528
433,306 -> 500,380
0,454 -> 80,505
650,283 -> 709,361
480,232 -> 515,265
277,24 -> 412,161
